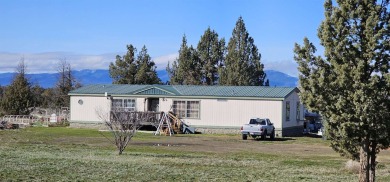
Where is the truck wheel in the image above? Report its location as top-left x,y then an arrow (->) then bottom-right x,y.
270,130 -> 275,140
242,134 -> 248,140
261,130 -> 266,140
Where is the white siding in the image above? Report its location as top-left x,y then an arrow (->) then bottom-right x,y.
136,98 -> 146,111
159,98 -> 173,112
70,96 -> 146,123
162,98 -> 283,129
282,92 -> 304,128
70,93 -> 299,130
70,96 -> 110,123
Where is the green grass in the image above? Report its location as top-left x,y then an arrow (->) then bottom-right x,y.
1,127 -> 389,181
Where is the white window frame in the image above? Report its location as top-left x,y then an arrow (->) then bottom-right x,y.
172,100 -> 200,119
286,101 -> 290,121
296,101 -> 300,121
112,98 -> 136,111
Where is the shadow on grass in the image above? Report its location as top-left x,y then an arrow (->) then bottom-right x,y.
252,137 -> 296,142
303,133 -> 323,138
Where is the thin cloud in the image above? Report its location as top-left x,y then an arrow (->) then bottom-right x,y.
153,53 -> 178,71
0,52 -> 178,73
263,59 -> 299,77
0,52 -> 116,73
0,52 -> 297,77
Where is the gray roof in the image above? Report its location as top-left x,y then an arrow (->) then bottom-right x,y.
69,84 -> 297,99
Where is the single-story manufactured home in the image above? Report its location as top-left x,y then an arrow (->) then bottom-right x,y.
69,84 -> 304,136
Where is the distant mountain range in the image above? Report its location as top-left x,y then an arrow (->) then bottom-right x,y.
265,70 -> 299,87
0,69 -> 297,88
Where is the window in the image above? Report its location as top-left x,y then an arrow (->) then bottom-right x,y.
112,98 -> 136,111
296,102 -> 300,121
173,100 -> 200,119
249,119 -> 265,125
249,119 -> 258,124
266,119 -> 272,125
286,101 -> 290,121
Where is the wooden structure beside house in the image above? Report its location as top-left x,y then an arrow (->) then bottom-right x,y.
68,84 -> 304,136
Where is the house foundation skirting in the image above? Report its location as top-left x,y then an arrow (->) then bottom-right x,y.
69,122 -> 106,130
195,127 -> 241,134
195,126 -> 303,137
280,125 -> 304,137
69,121 -> 303,137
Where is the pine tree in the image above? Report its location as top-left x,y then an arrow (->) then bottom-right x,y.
167,35 -> 202,85
197,27 -> 225,85
219,16 -> 267,86
1,59 -> 33,115
0,85 -> 4,116
31,85 -> 44,108
0,85 -> 3,101
109,45 -> 138,84
134,46 -> 161,84
110,45 -> 161,85
294,1 -> 390,181
41,88 -> 56,108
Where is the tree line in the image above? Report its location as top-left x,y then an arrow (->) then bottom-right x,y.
0,17 -> 268,116
110,16 -> 269,86
0,59 -> 80,116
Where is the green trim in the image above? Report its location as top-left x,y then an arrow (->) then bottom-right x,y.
162,95 -> 285,101
69,93 -> 286,101
133,87 -> 176,95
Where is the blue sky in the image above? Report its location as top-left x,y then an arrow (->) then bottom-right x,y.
0,0 -> 325,76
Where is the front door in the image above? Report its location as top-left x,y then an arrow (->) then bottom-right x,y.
148,98 -> 159,112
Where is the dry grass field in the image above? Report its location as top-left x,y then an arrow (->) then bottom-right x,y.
1,127 -> 390,181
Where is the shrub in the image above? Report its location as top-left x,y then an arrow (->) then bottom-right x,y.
345,159 -> 360,174
48,119 -> 70,127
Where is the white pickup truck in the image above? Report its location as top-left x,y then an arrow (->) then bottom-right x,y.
240,118 -> 275,140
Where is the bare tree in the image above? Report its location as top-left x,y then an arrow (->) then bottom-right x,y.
96,106 -> 159,155
56,58 -> 80,108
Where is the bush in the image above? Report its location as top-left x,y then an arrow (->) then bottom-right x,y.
345,159 -> 360,174
31,121 -> 46,127
48,119 -> 70,127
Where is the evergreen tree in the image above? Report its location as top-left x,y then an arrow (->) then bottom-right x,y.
41,88 -> 56,108
294,1 -> 390,181
134,46 -> 161,84
110,44 -> 160,84
167,35 -> 202,85
1,59 -> 33,115
109,45 -> 138,84
0,85 -> 4,116
0,85 -> 3,100
31,85 -> 44,108
197,27 -> 225,85
219,16 -> 267,86
264,79 -> 270,86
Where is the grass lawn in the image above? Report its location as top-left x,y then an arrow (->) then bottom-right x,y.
1,127 -> 390,181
